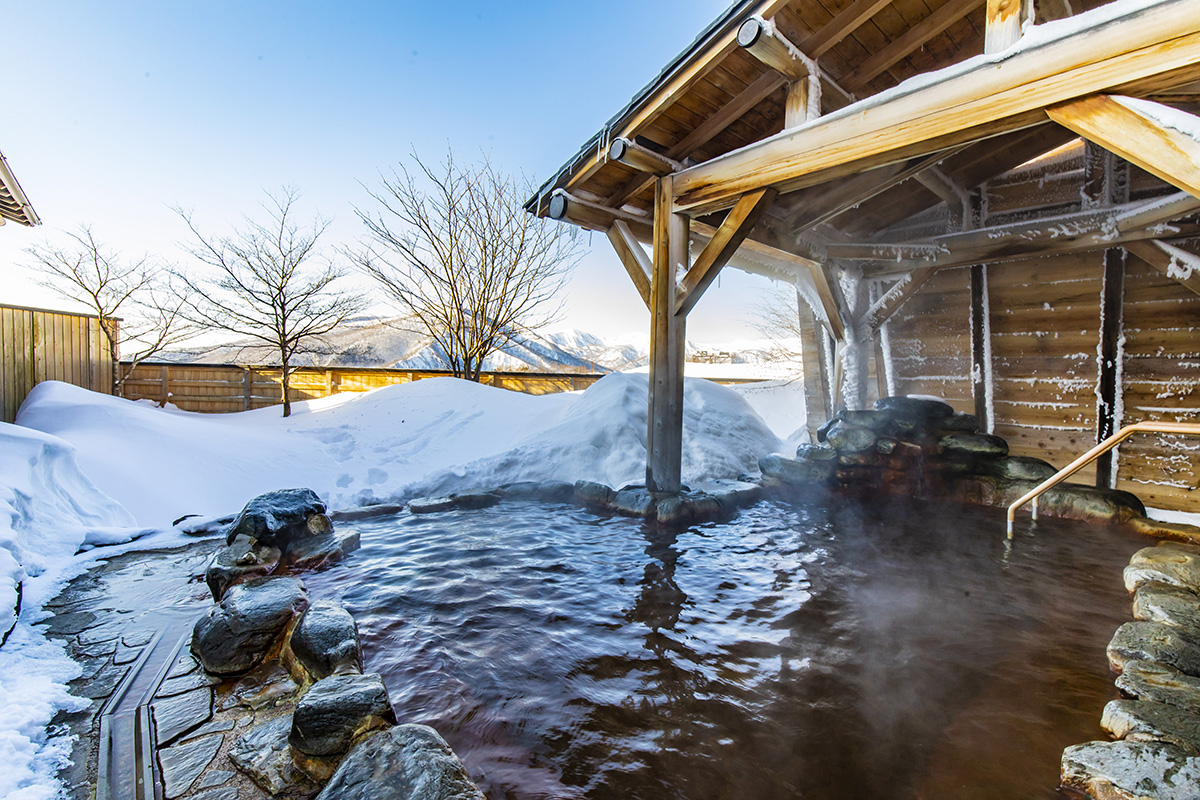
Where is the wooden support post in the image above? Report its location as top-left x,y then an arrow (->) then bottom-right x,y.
985,0 -> 1025,53
872,334 -> 890,403
797,291 -> 831,438
162,365 -> 170,407
244,367 -> 251,411
647,176 -> 688,493
969,264 -> 990,426
1096,247 -> 1127,488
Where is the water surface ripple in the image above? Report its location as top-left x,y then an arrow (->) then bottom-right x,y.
303,497 -> 1142,800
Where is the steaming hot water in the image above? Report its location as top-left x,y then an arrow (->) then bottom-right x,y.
303,497 -> 1142,800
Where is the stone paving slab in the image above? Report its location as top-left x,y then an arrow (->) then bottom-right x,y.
1062,740 -> 1200,800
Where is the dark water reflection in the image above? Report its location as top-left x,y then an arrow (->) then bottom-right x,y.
302,498 -> 1142,800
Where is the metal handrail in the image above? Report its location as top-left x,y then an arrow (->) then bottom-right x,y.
1006,421 -> 1200,538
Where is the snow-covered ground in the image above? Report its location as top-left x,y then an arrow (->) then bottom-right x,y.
0,373 -> 798,798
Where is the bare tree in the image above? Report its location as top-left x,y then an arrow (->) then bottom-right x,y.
354,150 -> 581,381
176,188 -> 365,417
752,285 -> 810,367
25,226 -> 196,393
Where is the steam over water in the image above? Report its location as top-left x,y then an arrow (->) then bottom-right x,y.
303,498 -> 1144,799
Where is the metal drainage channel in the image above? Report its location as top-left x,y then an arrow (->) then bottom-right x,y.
96,610 -> 196,800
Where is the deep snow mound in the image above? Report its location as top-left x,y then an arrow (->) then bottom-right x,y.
405,373 -> 783,497
0,422 -> 136,640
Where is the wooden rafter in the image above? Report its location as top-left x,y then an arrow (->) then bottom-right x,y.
603,72 -> 786,211
1124,239 -> 1200,296
1046,95 -> 1200,199
672,0 -> 1200,217
609,138 -> 684,177
676,188 -> 778,317
844,0 -> 982,90
606,220 -> 653,308
800,0 -> 895,57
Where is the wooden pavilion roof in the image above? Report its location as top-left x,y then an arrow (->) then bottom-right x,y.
0,149 -> 40,227
528,0 -> 1200,332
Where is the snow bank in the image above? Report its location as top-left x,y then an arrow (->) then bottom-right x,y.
17,375 -> 784,529
405,374 -> 783,497
0,423 -> 139,800
0,423 -> 138,637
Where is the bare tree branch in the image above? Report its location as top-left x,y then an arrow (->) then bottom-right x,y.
352,150 -> 582,381
174,187 -> 366,416
24,225 -> 199,392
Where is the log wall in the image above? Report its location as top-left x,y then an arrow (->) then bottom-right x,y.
1,304 -> 113,423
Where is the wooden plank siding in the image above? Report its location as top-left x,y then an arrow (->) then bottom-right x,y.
882,245 -> 1200,511
119,364 -> 627,413
0,304 -> 112,423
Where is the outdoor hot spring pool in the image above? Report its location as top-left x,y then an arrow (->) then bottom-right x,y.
301,497 -> 1145,800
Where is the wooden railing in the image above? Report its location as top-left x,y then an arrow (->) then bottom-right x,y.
1006,421 -> 1200,537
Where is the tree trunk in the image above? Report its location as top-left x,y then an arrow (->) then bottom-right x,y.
281,357 -> 292,417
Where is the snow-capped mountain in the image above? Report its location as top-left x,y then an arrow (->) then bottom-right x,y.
161,317 -> 783,373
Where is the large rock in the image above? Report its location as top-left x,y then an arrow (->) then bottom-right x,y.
229,716 -> 318,796
759,453 -> 835,486
825,423 -> 877,454
1062,740 -> 1200,800
191,577 -> 309,676
1133,582 -> 1200,631
225,488 -> 329,548
835,409 -> 894,433
205,535 -> 281,601
938,432 -> 1008,458
1117,660 -> 1200,712
574,481 -> 615,509
315,724 -> 484,800
981,455 -> 1058,482
1126,542 -> 1200,595
291,601 -> 363,681
289,673 -> 397,757
1102,699 -> 1200,755
1130,517 -> 1200,546
873,395 -> 954,421
285,530 -> 361,571
1108,621 -> 1200,677
611,487 -> 657,518
692,479 -> 762,509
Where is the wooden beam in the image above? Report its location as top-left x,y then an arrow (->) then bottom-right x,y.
609,138 -> 684,177
985,0 -> 1025,54
737,16 -> 815,81
1124,239 -> 1200,296
672,0 -> 1200,217
848,191 -> 1200,276
647,176 -> 688,494
801,0 -> 895,57
844,0 -> 983,89
606,221 -> 653,309
1046,94 -> 1200,199
603,72 -> 786,210
782,147 -> 967,233
677,188 -> 778,317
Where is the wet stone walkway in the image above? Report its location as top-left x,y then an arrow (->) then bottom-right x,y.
43,537 -> 280,800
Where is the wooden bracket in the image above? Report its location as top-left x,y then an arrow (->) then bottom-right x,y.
863,268 -> 939,332
606,220 -> 653,309
1047,95 -> 1200,199
675,188 -> 777,317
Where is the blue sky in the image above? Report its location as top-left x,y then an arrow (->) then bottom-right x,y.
2,1 -> 777,343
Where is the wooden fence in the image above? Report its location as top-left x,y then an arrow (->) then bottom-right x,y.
120,363 -> 611,413
1,304 -> 113,423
